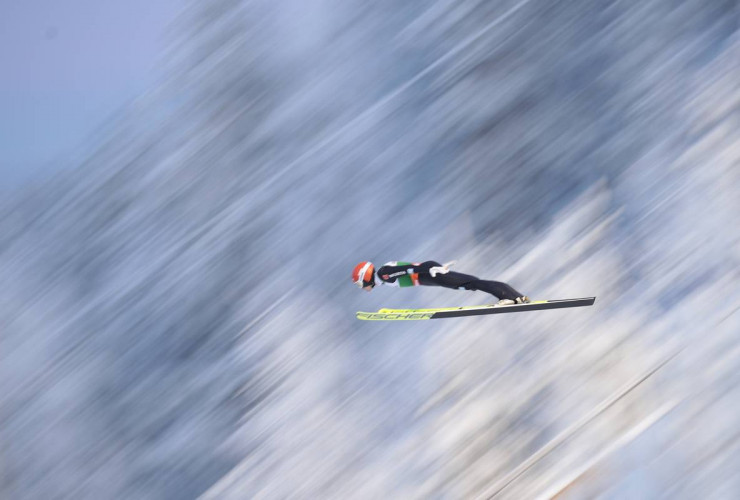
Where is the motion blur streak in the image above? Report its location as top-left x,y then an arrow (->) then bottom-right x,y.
480,349 -> 682,498
1,0 -> 738,499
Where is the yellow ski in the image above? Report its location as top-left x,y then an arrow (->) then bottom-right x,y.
378,301 -> 548,314
357,298 -> 595,320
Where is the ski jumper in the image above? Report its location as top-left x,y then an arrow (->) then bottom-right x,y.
376,261 -> 523,301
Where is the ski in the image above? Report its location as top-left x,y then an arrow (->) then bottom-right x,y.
376,303 -> 545,313
357,297 -> 595,321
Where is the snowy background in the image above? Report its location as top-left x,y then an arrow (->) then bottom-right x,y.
1,0 -> 738,498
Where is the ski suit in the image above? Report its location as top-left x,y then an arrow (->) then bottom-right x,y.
375,261 -> 523,301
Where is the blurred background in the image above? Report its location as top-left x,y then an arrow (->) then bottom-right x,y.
1,0 -> 738,498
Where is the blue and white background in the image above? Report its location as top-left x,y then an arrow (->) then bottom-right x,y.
1,1 -> 738,498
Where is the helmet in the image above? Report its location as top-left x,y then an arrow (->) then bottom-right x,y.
352,261 -> 375,288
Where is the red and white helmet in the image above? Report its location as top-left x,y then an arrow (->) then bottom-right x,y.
352,261 -> 375,288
